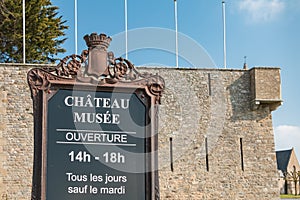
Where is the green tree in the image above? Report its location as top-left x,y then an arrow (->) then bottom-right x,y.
0,0 -> 68,63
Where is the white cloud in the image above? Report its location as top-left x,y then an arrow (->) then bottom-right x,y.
238,0 -> 285,23
274,125 -> 300,157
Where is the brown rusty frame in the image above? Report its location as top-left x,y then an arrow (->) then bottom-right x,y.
27,39 -> 164,200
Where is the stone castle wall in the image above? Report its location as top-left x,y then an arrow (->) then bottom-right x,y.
0,63 -> 280,199
0,64 -> 34,200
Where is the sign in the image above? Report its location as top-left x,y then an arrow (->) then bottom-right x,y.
27,33 -> 164,200
47,89 -> 146,199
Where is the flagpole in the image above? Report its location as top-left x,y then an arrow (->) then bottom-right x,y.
222,1 -> 227,69
174,0 -> 178,68
74,0 -> 78,55
22,0 -> 25,63
125,0 -> 128,60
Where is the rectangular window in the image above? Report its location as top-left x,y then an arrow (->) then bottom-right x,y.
205,137 -> 209,172
240,138 -> 244,171
170,137 -> 174,172
208,73 -> 212,96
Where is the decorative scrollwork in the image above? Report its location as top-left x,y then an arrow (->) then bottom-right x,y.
146,75 -> 165,104
27,43 -> 164,104
54,50 -> 88,78
106,57 -> 136,83
27,50 -> 89,99
27,68 -> 51,98
105,56 -> 165,103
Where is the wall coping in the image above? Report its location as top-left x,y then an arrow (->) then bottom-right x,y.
0,63 -> 280,72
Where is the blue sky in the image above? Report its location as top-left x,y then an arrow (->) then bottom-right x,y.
51,0 -> 300,157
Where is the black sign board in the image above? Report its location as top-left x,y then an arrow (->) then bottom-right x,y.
27,33 -> 164,200
47,89 -> 146,199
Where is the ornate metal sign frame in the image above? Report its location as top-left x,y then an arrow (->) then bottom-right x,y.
28,33 -> 164,200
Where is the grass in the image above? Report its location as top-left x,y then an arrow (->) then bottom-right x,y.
280,194 -> 300,199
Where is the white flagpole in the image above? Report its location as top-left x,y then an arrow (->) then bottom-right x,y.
174,0 -> 178,68
74,0 -> 78,55
22,0 -> 25,63
222,1 -> 227,69
125,0 -> 128,59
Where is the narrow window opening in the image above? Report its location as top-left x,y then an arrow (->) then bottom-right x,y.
169,137 -> 174,172
205,137 -> 209,172
240,138 -> 244,171
208,73 -> 212,96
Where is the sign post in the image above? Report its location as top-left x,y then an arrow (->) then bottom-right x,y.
28,33 -> 164,200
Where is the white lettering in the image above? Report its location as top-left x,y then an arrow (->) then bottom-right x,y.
73,112 -> 120,124
64,96 -> 74,106
74,96 -> 84,107
64,95 -> 130,109
102,98 -> 111,108
64,132 -> 128,144
74,112 -> 86,123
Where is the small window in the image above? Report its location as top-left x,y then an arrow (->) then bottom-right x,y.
205,137 -> 209,172
240,138 -> 244,171
169,137 -> 174,172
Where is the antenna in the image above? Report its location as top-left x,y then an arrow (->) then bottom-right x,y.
174,0 -> 179,68
125,0 -> 128,60
243,56 -> 248,69
222,1 -> 227,69
74,0 -> 78,55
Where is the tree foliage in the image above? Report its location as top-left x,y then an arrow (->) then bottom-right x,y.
0,0 -> 68,63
